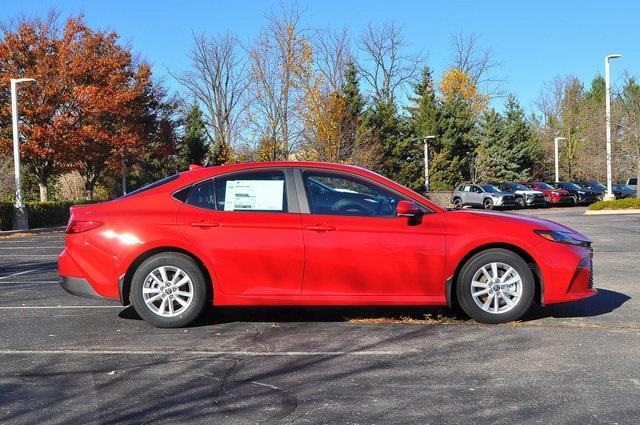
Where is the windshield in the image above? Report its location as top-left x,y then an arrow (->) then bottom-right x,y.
480,184 -> 502,193
589,182 -> 606,190
511,183 -> 529,191
560,182 -> 581,190
537,183 -> 554,190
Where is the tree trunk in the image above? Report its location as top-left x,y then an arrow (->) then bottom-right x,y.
38,183 -> 48,202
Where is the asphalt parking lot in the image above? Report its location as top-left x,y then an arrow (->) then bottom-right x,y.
1,206 -> 639,424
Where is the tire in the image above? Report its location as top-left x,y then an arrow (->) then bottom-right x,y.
452,198 -> 463,209
515,198 -> 526,209
455,248 -> 535,324
483,198 -> 494,210
130,252 -> 208,328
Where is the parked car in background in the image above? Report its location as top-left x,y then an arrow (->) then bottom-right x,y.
613,183 -> 637,199
554,182 -> 599,205
497,183 -> 547,208
574,180 -> 634,200
451,184 -> 517,210
58,161 -> 597,327
524,182 -> 576,206
626,177 -> 637,191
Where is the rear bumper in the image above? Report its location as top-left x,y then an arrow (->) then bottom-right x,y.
60,276 -> 110,300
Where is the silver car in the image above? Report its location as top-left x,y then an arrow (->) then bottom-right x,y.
451,184 -> 517,210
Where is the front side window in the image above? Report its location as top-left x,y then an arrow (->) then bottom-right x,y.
214,170 -> 287,212
302,171 -> 404,217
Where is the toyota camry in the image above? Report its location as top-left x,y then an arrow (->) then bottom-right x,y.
58,162 -> 596,327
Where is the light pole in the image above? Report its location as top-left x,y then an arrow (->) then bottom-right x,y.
10,77 -> 36,230
604,53 -> 622,201
423,135 -> 436,193
554,137 -> 566,183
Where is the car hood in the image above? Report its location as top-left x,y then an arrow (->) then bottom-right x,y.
445,210 -> 591,242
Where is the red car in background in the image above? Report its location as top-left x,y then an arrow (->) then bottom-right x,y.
59,162 -> 596,327
525,182 -> 576,206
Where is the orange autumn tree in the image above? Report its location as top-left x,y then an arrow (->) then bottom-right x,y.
0,13 -> 71,201
0,14 -> 163,201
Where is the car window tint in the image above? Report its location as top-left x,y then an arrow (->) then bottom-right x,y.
463,185 -> 471,191
303,171 -> 403,217
214,170 -> 287,212
186,180 -> 216,210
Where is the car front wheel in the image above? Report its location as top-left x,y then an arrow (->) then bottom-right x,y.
130,252 -> 208,328
455,248 -> 535,324
483,198 -> 494,210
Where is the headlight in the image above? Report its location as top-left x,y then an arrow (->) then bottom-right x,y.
534,230 -> 591,247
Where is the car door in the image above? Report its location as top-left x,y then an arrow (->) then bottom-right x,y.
469,185 -> 483,206
297,168 -> 446,296
177,168 -> 304,295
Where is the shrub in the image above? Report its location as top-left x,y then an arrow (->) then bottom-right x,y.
25,201 -> 76,228
588,198 -> 640,211
0,202 -> 13,230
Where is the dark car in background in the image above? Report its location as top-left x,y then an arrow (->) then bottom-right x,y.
524,182 -> 576,206
573,181 -> 608,200
497,183 -> 547,208
451,184 -> 517,210
554,182 -> 599,205
613,183 -> 637,199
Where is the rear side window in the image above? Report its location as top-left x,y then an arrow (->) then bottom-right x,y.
629,178 -> 637,185
214,170 -> 287,212
186,180 -> 216,210
120,174 -> 179,198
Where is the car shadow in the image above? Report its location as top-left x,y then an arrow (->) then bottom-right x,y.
521,288 -> 631,321
117,288 -> 630,326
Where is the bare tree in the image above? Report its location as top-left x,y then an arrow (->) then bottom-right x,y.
313,26 -> 352,93
246,3 -> 311,160
450,32 -> 505,98
618,74 -> 640,196
175,31 -> 248,161
357,22 -> 422,104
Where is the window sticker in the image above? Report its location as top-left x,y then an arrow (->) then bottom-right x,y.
224,180 -> 284,211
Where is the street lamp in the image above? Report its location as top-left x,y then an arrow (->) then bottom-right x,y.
10,77 -> 36,230
554,137 -> 566,183
423,135 -> 436,193
604,53 -> 622,201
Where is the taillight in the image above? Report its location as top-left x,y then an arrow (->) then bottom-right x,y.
66,220 -> 104,234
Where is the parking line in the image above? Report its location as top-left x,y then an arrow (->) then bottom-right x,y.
0,255 -> 58,258
0,280 -> 60,284
0,349 -> 416,356
0,266 -> 52,280
0,246 -> 61,250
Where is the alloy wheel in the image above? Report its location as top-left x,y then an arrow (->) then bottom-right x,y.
470,262 -> 523,314
142,266 -> 194,317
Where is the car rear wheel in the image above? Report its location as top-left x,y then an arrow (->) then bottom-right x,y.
130,252 -> 207,328
483,198 -> 494,210
455,248 -> 534,324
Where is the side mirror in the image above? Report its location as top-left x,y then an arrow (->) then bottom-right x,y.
396,200 -> 421,217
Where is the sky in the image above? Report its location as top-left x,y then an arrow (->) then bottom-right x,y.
2,0 -> 639,112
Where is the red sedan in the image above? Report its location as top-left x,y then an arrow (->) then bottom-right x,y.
59,162 -> 596,327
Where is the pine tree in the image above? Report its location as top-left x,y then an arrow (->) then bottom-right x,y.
339,61 -> 364,162
503,95 -> 543,180
177,103 -> 209,169
476,108 -> 511,181
395,67 -> 440,192
429,95 -> 477,189
361,99 -> 403,177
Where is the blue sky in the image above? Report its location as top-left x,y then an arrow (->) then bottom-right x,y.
2,0 -> 638,112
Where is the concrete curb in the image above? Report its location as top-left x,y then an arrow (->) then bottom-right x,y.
584,209 -> 640,215
0,226 -> 65,235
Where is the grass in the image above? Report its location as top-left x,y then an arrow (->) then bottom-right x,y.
588,197 -> 640,211
347,313 -> 467,325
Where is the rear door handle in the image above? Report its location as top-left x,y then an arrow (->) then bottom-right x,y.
304,224 -> 336,232
190,221 -> 220,228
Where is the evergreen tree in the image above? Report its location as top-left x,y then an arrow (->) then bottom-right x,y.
339,61 -> 365,161
476,108 -> 510,181
360,99 -> 403,178
178,102 -> 209,168
429,95 -> 477,189
395,67 -> 440,192
503,95 -> 543,180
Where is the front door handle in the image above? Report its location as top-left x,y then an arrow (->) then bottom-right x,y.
190,221 -> 220,228
304,224 -> 336,232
